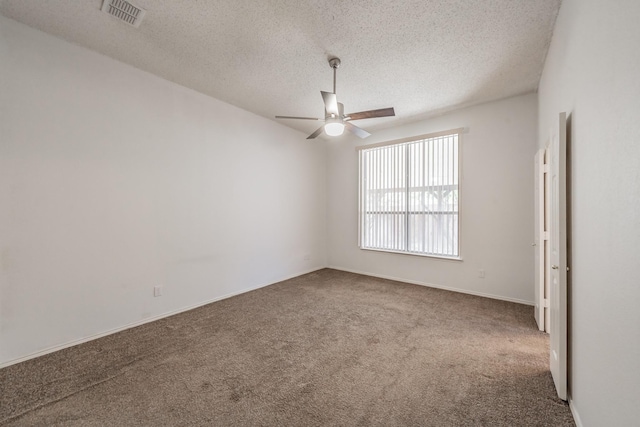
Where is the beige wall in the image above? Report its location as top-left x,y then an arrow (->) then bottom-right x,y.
0,17 -> 327,366
538,0 -> 640,424
327,93 -> 538,304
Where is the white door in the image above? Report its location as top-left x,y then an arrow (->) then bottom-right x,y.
533,149 -> 545,331
549,112 -> 568,401
544,147 -> 551,333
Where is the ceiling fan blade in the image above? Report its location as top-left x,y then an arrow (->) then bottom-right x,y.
346,107 -> 395,121
275,115 -> 320,120
345,122 -> 371,139
321,91 -> 339,116
306,125 -> 325,140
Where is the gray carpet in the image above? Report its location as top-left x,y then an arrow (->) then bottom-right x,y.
0,269 -> 574,426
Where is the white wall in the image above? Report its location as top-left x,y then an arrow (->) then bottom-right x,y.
538,0 -> 640,425
327,93 -> 538,304
0,17 -> 327,366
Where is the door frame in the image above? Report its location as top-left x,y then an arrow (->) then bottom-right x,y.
534,149 -> 548,332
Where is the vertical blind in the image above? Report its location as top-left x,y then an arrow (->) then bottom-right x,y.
358,130 -> 460,258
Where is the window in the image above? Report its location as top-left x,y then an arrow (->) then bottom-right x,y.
358,129 -> 461,258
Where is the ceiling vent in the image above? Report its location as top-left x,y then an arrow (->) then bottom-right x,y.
101,0 -> 146,28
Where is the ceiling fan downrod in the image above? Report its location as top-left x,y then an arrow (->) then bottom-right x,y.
329,57 -> 341,95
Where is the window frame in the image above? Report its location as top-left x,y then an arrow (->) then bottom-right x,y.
357,128 -> 464,261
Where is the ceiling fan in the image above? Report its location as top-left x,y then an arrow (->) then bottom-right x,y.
275,57 -> 395,139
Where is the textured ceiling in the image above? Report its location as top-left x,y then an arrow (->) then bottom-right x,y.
0,0 -> 561,137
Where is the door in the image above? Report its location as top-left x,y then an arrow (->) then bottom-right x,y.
533,149 -> 545,331
549,112 -> 568,400
544,148 -> 551,333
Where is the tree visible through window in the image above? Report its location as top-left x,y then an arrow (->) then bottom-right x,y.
358,130 -> 460,258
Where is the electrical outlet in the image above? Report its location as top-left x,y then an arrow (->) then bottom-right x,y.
478,269 -> 485,279
154,286 -> 163,297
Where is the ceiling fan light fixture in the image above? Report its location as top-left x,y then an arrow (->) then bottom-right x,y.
324,120 -> 345,136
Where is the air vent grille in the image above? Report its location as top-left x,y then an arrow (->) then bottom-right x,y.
101,0 -> 146,27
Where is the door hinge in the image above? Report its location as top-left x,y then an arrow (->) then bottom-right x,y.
543,231 -> 549,240
543,164 -> 550,173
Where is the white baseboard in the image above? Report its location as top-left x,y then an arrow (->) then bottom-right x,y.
0,266 -> 325,369
1,265 -> 534,368
568,395 -> 583,427
328,265 -> 535,306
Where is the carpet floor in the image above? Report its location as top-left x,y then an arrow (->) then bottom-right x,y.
0,269 -> 574,426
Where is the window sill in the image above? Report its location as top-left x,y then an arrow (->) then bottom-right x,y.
359,247 -> 463,261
